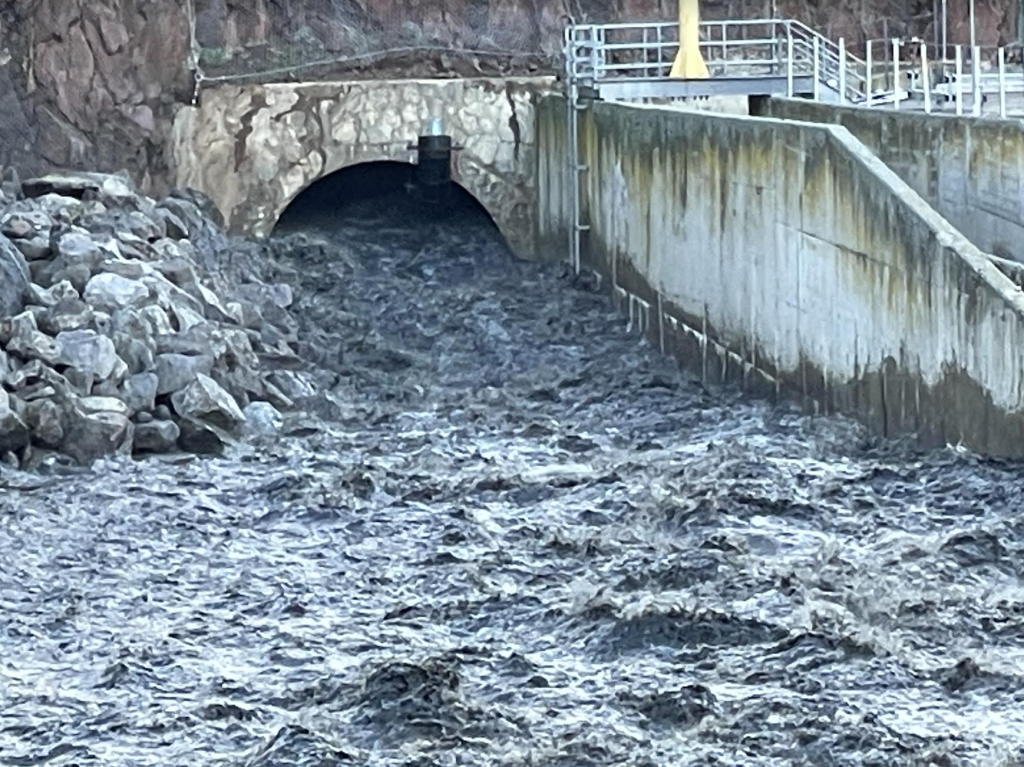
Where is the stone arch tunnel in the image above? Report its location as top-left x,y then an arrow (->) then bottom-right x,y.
272,160 -> 509,247
170,77 -> 555,258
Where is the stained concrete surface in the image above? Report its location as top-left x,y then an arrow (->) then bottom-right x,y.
3,171 -> 1024,765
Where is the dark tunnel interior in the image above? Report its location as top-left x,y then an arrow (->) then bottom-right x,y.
272,161 -> 507,246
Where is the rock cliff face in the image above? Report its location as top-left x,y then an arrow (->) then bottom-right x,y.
0,0 -> 1018,195
0,1 -> 192,195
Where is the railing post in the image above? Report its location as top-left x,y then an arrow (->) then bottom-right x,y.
813,35 -> 821,101
999,46 -> 1007,118
922,42 -> 932,113
787,24 -> 794,96
656,24 -> 664,76
892,37 -> 901,110
866,40 -> 873,103
839,37 -> 848,104
973,44 -> 982,116
955,44 -> 964,115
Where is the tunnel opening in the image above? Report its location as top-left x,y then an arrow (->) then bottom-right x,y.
272,161 -> 507,248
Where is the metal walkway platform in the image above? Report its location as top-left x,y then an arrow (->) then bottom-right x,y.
582,74 -> 816,101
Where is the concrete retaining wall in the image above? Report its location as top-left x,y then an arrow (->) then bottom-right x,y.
536,95 -> 1024,456
753,97 -> 1024,264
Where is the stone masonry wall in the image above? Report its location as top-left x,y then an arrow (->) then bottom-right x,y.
170,77 -> 554,257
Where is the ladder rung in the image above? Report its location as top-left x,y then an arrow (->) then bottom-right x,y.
575,224 -> 591,232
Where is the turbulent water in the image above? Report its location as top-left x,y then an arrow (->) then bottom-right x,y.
4,183 -> 1024,767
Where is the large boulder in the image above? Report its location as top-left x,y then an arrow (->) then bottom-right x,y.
62,407 -> 134,464
134,419 -> 180,454
154,352 -> 213,395
55,329 -> 120,388
170,373 -> 245,430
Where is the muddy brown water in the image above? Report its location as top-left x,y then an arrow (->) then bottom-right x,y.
3,186 -> 1024,766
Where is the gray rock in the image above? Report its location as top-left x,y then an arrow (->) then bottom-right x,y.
153,404 -> 172,421
0,349 -> 8,380
134,419 -> 180,454
5,328 -> 61,367
0,234 -> 31,317
25,399 -> 65,448
243,401 -> 282,436
1,216 -> 33,240
0,390 -> 30,454
122,372 -> 158,413
154,352 -> 213,395
56,231 -> 104,263
78,396 -> 130,416
266,370 -> 319,401
55,329 -> 119,384
176,416 -> 232,455
135,411 -> 154,424
14,236 -> 52,261
171,373 -> 245,430
4,359 -> 72,395
0,311 -> 39,346
39,298 -> 95,335
62,409 -> 133,464
2,210 -> 51,239
137,305 -> 174,336
1,166 -> 22,200
22,172 -> 134,201
113,332 -> 155,375
32,280 -> 79,308
84,273 -> 150,311
155,207 -> 189,239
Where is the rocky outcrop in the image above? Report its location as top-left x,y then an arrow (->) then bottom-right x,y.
0,0 -> 1016,199
0,1 -> 191,193
0,169 -> 300,468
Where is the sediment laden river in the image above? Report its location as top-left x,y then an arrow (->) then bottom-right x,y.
3,190 -> 1024,766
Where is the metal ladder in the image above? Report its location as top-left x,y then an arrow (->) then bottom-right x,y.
563,24 -> 593,276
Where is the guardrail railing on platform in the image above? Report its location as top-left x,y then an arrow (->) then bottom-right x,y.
564,18 -> 1024,118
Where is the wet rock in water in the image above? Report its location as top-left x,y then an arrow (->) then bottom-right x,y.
134,419 -> 180,453
171,373 -> 245,430
0,235 -> 31,317
84,273 -> 150,311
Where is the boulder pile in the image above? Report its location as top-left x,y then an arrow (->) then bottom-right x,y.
0,168 -> 302,467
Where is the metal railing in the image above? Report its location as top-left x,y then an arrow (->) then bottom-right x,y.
564,19 -> 870,102
565,17 -> 1024,118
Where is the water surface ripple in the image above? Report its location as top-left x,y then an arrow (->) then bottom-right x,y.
3,197 -> 1024,766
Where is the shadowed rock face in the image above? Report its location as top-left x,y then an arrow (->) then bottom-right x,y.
0,0 -> 1014,193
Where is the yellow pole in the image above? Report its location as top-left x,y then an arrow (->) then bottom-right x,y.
670,0 -> 709,78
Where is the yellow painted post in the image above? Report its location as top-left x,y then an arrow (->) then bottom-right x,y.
670,0 -> 710,78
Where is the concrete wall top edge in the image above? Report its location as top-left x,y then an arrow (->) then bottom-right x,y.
770,96 -> 1024,128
